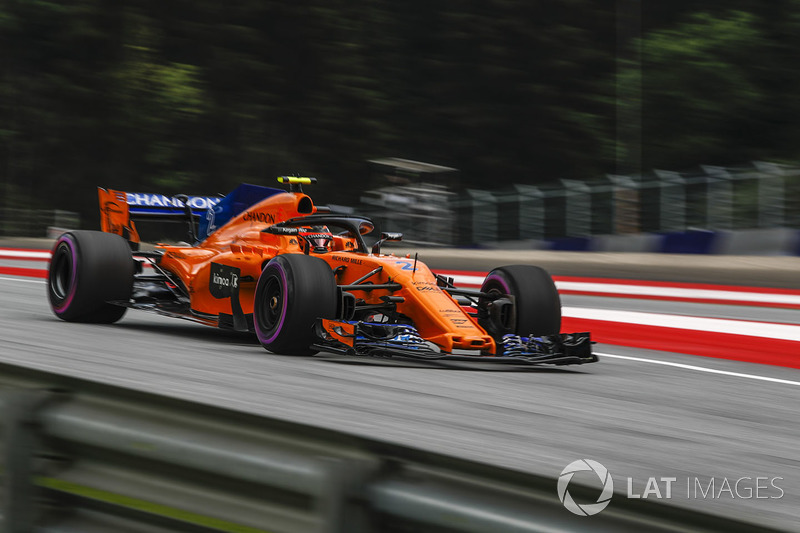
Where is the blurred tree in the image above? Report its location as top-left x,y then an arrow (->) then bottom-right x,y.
362,0 -> 616,188
1,0 -> 618,218
3,0 -> 800,228
617,11 -> 770,170
113,7 -> 209,192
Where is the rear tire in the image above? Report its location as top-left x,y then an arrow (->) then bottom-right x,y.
478,265 -> 561,337
47,231 -> 134,323
253,254 -> 337,355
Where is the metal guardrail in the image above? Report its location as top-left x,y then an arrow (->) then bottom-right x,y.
0,361 -> 783,533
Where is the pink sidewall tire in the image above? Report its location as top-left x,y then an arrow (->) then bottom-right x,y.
47,231 -> 134,323
479,265 -> 561,338
254,254 -> 337,355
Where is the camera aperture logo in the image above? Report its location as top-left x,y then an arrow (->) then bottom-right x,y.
558,459 -> 614,516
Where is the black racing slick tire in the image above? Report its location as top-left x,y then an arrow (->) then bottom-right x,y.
478,265 -> 561,338
253,254 -> 338,355
47,231 -> 135,323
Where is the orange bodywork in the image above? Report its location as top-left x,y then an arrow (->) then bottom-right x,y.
98,188 -> 140,243
105,188 -> 496,354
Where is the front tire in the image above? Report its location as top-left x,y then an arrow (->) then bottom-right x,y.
253,254 -> 337,355
47,231 -> 134,323
478,265 -> 561,338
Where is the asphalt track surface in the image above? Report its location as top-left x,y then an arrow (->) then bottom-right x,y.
2,270 -> 800,530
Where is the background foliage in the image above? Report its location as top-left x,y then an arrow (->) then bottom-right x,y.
1,1 -> 799,222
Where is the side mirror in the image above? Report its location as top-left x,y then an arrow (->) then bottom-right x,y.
359,220 -> 375,235
371,232 -> 403,255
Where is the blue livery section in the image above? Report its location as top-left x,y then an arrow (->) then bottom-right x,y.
197,183 -> 284,241
127,193 -> 221,216
125,184 -> 284,242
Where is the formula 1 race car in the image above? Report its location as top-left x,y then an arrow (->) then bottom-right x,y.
47,178 -> 595,366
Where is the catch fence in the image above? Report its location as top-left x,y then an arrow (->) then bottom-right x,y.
363,161 -> 800,248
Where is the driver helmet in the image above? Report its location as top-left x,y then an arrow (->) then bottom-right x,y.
307,225 -> 333,252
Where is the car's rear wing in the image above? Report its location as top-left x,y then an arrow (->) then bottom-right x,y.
98,188 -> 221,245
98,185 -> 284,244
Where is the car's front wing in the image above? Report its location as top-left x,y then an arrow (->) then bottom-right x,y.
313,320 -> 597,366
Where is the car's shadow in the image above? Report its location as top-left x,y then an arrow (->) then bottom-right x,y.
36,314 -> 260,347
117,321 -> 260,345
38,314 -> 591,373
311,354 -> 589,373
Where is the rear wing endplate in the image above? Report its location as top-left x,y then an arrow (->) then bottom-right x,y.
98,188 -> 140,244
98,188 -> 221,244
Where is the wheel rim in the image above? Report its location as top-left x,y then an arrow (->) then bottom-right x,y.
479,275 -> 514,337
50,242 -> 74,302
257,275 -> 283,333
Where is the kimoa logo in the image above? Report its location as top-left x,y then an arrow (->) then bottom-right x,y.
212,272 -> 238,288
415,285 -> 439,292
558,459 -> 614,516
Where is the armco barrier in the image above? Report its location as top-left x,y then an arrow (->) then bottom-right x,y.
589,233 -> 662,253
712,228 -> 800,256
0,361 -> 784,533
659,230 -> 718,254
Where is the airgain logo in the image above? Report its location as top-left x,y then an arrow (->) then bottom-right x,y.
558,459 -> 614,516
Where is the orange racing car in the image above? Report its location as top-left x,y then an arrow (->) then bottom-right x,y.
47,178 -> 595,365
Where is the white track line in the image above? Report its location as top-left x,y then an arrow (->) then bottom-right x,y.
557,281 -> 800,305
447,274 -> 800,306
448,274 -> 484,287
563,307 -> 800,341
596,352 -> 800,387
0,250 -> 51,259
0,276 -> 44,284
